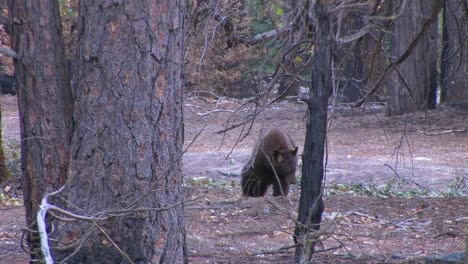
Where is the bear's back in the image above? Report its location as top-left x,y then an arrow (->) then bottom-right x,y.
253,128 -> 296,169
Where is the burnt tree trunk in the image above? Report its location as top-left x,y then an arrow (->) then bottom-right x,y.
7,0 -> 73,261
50,1 -> 187,263
441,0 -> 468,106
386,0 -> 439,116
294,1 -> 329,262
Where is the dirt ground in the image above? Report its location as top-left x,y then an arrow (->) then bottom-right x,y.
0,94 -> 467,263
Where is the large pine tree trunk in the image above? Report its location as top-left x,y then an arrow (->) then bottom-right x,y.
441,0 -> 468,106
386,0 -> 438,116
294,1 -> 329,262
7,1 -> 73,261
50,1 -> 187,262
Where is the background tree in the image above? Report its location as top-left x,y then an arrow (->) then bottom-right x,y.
441,0 -> 467,106
7,1 -> 74,260
386,0 -> 440,116
7,0 -> 187,262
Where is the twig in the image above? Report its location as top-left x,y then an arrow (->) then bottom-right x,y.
97,225 -> 135,264
384,163 -> 428,190
183,124 -> 207,155
197,109 -> 235,116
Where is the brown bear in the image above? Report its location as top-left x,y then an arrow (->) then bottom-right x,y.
241,128 -> 299,197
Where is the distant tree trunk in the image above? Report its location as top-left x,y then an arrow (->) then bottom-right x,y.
386,0 -> 439,116
0,108 -> 10,183
334,13 -> 364,103
294,1 -> 329,262
50,1 -> 187,263
7,0 -> 74,261
277,0 -> 301,98
441,0 -> 468,106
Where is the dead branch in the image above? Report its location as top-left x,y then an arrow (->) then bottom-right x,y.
0,45 -> 21,59
235,25 -> 294,46
417,126 -> 467,135
216,169 -> 240,177
37,187 -> 65,264
335,24 -> 376,45
183,124 -> 207,155
35,184 -> 203,263
197,109 -> 236,116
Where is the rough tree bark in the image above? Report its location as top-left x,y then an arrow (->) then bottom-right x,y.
7,0 -> 74,261
294,1 -> 330,263
50,1 -> 187,263
386,0 -> 439,116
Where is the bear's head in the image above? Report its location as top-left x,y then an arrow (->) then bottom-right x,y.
272,146 -> 299,184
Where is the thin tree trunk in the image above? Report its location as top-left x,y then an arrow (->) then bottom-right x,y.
51,1 -> 187,262
294,1 -> 330,262
0,108 -> 10,183
7,0 -> 73,261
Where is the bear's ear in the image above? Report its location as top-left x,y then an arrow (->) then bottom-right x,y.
291,146 -> 298,156
273,150 -> 284,162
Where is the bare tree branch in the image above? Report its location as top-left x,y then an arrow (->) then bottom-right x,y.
0,45 -> 21,59
37,187 -> 65,264
236,25 -> 294,46
335,24 -> 375,45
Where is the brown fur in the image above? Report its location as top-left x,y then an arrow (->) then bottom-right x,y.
241,128 -> 299,197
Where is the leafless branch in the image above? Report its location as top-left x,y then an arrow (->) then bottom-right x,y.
0,45 -> 21,59
37,187 -> 66,264
417,126 -> 467,135
35,184 -> 203,263
183,124 -> 207,155
335,24 -> 376,45
235,25 -> 294,46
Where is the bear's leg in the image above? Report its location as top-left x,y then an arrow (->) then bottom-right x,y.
272,177 -> 290,196
256,180 -> 270,197
241,172 -> 269,197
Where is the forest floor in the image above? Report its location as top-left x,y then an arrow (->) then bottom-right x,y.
0,94 -> 467,263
